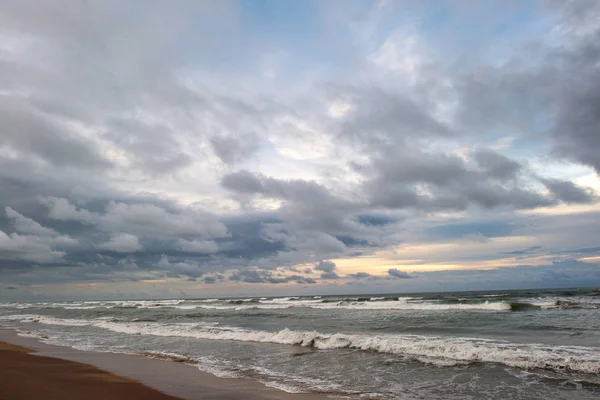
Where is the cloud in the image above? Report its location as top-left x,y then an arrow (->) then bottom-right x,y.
0,230 -> 66,263
227,268 -> 320,284
412,260 -> 600,292
210,133 -> 260,165
314,260 -> 337,273
361,147 -> 590,211
347,272 -> 371,279
229,269 -> 270,283
320,271 -> 340,280
176,239 -> 218,254
156,255 -> 205,278
40,197 -> 97,223
542,179 -> 597,204
0,98 -> 111,169
387,268 -> 412,279
500,246 -> 543,256
356,214 -> 397,227
5,207 -> 58,236
473,149 -> 522,180
1,1 -> 599,298
41,197 -> 229,239
97,233 -> 142,253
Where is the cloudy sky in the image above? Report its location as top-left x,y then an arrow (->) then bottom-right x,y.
1,0 -> 599,300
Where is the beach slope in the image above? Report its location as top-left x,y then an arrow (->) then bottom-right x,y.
0,341 -> 182,400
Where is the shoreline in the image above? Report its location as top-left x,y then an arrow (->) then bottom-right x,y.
0,340 -> 182,400
0,328 -> 328,400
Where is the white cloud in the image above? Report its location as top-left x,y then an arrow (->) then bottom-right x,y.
5,206 -> 58,236
97,233 -> 142,253
0,230 -> 66,262
369,31 -> 424,84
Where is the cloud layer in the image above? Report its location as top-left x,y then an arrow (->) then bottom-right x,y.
0,0 -> 599,299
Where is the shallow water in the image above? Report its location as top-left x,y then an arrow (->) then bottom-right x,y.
2,287 -> 600,399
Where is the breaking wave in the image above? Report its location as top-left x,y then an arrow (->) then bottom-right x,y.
3,295 -> 599,312
3,314 -> 600,375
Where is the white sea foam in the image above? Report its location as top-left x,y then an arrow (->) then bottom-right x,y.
188,299 -> 512,311
524,296 -> 600,309
3,314 -> 600,375
528,301 -> 560,309
4,295 -> 599,312
0,299 -> 513,311
301,300 -> 511,311
260,297 -> 300,303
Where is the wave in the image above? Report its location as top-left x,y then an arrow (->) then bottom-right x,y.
3,295 -> 600,312
187,299 -> 512,311
3,314 -> 600,375
260,297 -> 300,303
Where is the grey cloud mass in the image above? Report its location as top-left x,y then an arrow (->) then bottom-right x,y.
314,260 -> 337,273
0,0 -> 599,297
388,269 -> 413,279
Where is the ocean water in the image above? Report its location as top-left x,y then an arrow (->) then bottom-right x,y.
2,288 -> 600,399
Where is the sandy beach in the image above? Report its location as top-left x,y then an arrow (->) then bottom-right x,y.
0,329 -> 327,400
0,341 -> 182,400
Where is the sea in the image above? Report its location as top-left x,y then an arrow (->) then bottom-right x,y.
2,287 -> 600,399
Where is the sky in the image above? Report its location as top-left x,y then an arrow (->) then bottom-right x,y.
1,0 -> 599,301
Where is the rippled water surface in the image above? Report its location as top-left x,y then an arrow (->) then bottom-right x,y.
2,287 -> 600,399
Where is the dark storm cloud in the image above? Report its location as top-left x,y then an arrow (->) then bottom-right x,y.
387,268 -> 413,279
314,260 -> 337,273
221,172 -> 382,265
320,272 -> 340,280
219,158 -> 591,271
541,179 -> 597,204
347,272 -> 372,279
356,214 -> 398,227
314,260 -> 340,280
549,31 -> 600,173
360,147 -> 585,211
227,268 -> 317,284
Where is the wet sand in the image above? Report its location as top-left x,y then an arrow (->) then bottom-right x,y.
0,341 -> 183,400
0,329 -> 327,400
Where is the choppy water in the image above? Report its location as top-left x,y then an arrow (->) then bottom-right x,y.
2,287 -> 600,399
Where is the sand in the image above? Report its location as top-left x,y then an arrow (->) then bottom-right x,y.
0,341 -> 182,400
0,329 -> 327,400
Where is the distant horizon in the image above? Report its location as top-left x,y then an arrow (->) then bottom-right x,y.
5,283 -> 600,303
